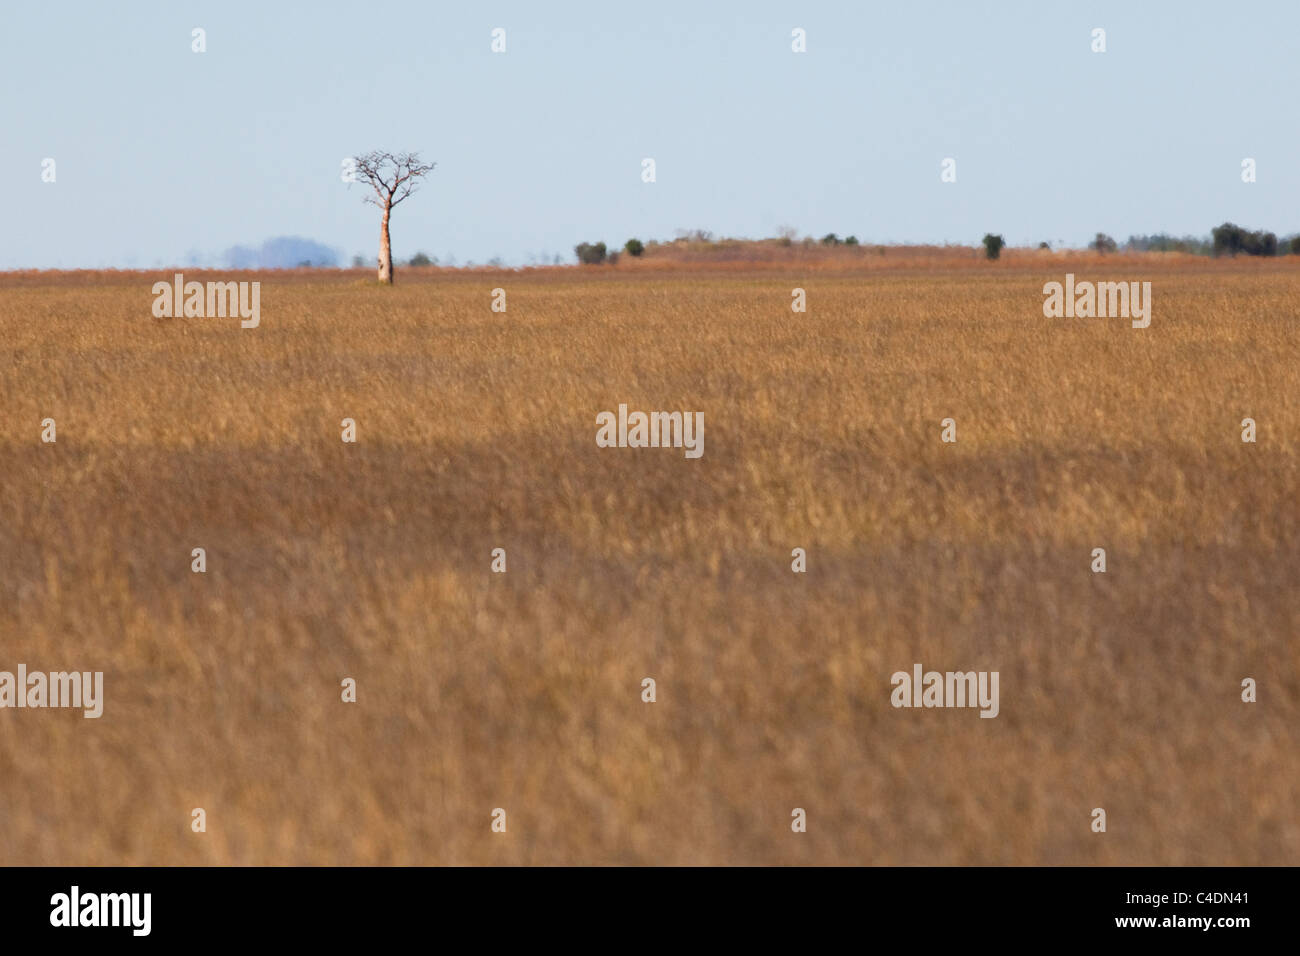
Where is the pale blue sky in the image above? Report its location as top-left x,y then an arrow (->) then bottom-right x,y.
3,0 -> 1296,268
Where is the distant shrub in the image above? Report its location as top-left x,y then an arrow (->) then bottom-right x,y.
844,235 -> 859,246
575,241 -> 607,265
1212,222 -> 1277,257
1038,241 -> 1051,250
982,234 -> 1005,260
607,250 -> 621,265
624,238 -> 645,257
1089,233 -> 1119,254
1289,236 -> 1300,255
408,251 -> 434,267
820,233 -> 840,246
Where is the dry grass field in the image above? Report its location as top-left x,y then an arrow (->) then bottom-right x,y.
1,251 -> 1297,865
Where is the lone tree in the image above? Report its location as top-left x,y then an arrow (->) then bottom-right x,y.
1089,232 -> 1118,254
352,150 -> 435,283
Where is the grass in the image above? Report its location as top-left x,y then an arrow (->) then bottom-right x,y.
0,253 -> 1296,864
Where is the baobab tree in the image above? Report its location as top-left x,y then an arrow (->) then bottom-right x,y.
351,150 -> 435,283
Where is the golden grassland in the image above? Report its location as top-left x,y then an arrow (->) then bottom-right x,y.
0,251 -> 1297,864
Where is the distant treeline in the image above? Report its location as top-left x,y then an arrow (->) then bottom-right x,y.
570,224 -> 1300,266
1102,223 -> 1300,257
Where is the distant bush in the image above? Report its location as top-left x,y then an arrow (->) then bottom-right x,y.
1038,241 -> 1051,250
1089,233 -> 1118,254
408,251 -> 434,267
575,241 -> 607,265
1212,222 -> 1277,257
820,233 -> 840,246
844,235 -> 859,246
624,238 -> 645,257
1289,236 -> 1300,255
982,234 -> 1005,260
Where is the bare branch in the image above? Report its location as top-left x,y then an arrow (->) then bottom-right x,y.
351,150 -> 435,211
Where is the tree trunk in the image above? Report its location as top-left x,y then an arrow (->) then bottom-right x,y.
377,207 -> 393,284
